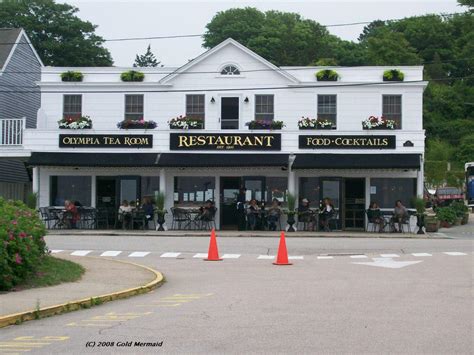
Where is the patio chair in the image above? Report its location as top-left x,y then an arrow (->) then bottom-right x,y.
39,207 -> 55,229
328,210 -> 340,231
170,207 -> 191,230
365,210 -> 377,232
96,208 -> 110,229
132,210 -> 147,230
297,209 -> 315,231
200,208 -> 217,231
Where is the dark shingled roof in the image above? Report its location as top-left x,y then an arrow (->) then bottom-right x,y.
0,28 -> 22,69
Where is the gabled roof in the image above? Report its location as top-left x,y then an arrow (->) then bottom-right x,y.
159,38 -> 299,84
0,28 -> 43,72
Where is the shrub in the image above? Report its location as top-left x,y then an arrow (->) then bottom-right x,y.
120,70 -> 145,82
0,198 -> 47,291
383,69 -> 404,82
435,206 -> 457,224
315,69 -> 339,81
450,201 -> 468,218
60,71 -> 83,82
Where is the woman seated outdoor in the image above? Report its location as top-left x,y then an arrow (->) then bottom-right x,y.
199,200 -> 216,222
391,200 -> 408,232
319,198 -> 335,232
367,201 -> 385,232
246,199 -> 261,230
298,198 -> 316,231
267,198 -> 282,231
63,200 -> 80,229
141,197 -> 155,229
118,200 -> 133,229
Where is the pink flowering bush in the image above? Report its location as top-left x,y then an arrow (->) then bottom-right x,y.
0,198 -> 47,290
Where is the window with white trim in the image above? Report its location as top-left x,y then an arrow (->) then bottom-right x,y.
63,95 -> 82,119
125,94 -> 144,120
186,94 -> 205,126
255,95 -> 274,121
382,95 -> 402,128
317,95 -> 337,127
220,65 -> 240,75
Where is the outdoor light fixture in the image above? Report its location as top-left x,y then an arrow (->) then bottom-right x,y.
210,97 -> 215,103
244,97 -> 249,103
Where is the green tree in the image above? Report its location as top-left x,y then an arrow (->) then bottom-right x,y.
134,45 -> 161,67
0,0 -> 113,66
455,134 -> 474,164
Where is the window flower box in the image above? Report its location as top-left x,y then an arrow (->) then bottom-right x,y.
168,115 -> 204,129
298,117 -> 334,130
58,115 -> 92,129
120,70 -> 145,82
60,71 -> 83,82
362,115 -> 397,130
117,119 -> 157,129
383,69 -> 404,82
315,69 -> 339,81
246,120 -> 285,130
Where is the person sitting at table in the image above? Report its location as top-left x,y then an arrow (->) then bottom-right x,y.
141,197 -> 155,229
64,200 -> 80,229
367,201 -> 385,232
267,198 -> 282,231
199,200 -> 216,222
246,199 -> 260,230
391,200 -> 408,233
319,198 -> 335,232
118,200 -> 133,229
298,198 -> 316,231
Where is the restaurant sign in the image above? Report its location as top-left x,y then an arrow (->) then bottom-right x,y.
299,135 -> 396,149
170,133 -> 281,151
59,134 -> 153,148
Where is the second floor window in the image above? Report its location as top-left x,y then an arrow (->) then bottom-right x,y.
255,95 -> 274,121
125,94 -> 144,120
382,95 -> 402,128
317,95 -> 337,127
63,95 -> 82,119
186,94 -> 205,126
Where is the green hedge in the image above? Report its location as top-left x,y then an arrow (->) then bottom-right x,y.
315,69 -> 339,81
120,70 -> 145,82
60,71 -> 83,82
0,198 -> 47,291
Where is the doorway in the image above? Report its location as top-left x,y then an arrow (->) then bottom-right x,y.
320,178 -> 342,229
221,97 -> 239,129
220,177 -> 240,229
344,178 -> 365,230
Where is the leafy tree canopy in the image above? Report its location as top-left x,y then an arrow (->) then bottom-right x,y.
0,0 -> 113,66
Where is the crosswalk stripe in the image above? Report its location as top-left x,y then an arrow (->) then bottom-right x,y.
100,251 -> 122,257
128,252 -> 150,257
412,253 -> 432,257
160,252 -> 181,258
71,250 -> 92,256
317,256 -> 333,260
193,253 -> 208,258
288,256 -> 304,260
350,255 -> 368,259
443,252 -> 467,256
50,250 -> 63,254
380,254 -> 400,258
257,255 -> 275,260
222,254 -> 241,259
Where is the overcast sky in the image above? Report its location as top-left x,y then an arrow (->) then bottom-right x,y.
64,0 -> 463,67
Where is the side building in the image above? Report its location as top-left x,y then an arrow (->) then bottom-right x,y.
23,38 -> 427,230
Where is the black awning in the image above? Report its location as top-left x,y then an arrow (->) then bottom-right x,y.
292,154 -> 421,169
28,152 -> 160,167
157,153 -> 289,168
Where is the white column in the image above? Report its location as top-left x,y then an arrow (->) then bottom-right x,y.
288,170 -> 296,196
215,175 -> 221,230
91,175 -> 96,208
416,156 -> 424,198
365,177 -> 371,230
32,167 -> 39,208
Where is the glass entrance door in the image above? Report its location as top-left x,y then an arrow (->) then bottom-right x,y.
243,176 -> 265,206
320,178 -> 342,229
118,176 -> 141,207
221,97 -> 239,129
220,177 -> 241,229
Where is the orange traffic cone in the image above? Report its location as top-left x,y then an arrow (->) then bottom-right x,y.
273,231 -> 292,265
205,228 -> 222,261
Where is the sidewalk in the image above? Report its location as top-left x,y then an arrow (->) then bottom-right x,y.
0,255 -> 163,326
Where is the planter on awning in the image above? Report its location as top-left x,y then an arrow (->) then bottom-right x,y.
28,152 -> 160,167
292,154 -> 420,169
157,153 -> 289,168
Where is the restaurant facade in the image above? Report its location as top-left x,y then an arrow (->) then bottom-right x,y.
22,38 -> 427,230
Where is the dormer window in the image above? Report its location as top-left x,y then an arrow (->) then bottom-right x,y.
220,65 -> 240,76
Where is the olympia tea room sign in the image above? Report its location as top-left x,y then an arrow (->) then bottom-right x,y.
59,134 -> 153,148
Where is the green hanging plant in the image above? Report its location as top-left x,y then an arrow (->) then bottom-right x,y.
383,69 -> 405,82
315,69 -> 339,81
60,71 -> 83,82
120,70 -> 145,82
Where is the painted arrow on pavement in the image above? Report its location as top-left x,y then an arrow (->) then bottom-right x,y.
352,257 -> 423,269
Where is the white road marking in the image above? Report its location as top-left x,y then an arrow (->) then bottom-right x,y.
288,256 -> 304,260
71,250 -> 92,256
443,252 -> 467,256
411,253 -> 432,257
50,250 -> 63,254
257,255 -> 275,260
350,255 -> 368,259
353,257 -> 423,269
100,251 -> 122,257
380,254 -> 400,258
193,253 -> 208,258
222,254 -> 241,259
317,256 -> 334,260
128,252 -> 150,257
160,252 -> 181,258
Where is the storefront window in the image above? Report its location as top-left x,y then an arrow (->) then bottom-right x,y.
141,176 -> 160,202
265,177 -> 288,205
370,178 -> 416,208
298,177 -> 320,207
50,176 -> 92,206
174,177 -> 215,206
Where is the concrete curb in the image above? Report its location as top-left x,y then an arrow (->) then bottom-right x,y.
0,257 -> 165,328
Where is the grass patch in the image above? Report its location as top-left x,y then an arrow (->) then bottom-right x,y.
17,256 -> 84,290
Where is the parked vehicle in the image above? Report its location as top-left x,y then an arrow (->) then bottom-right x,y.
465,162 -> 474,206
434,187 -> 464,207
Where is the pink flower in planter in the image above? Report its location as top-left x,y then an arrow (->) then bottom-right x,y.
15,253 -> 22,264
19,232 -> 27,238
8,233 -> 14,241
11,220 -> 17,225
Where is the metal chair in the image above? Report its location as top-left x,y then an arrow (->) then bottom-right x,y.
297,209 -> 315,231
328,210 -> 340,231
366,210 -> 377,232
199,208 -> 217,231
132,210 -> 146,230
170,207 -> 191,230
